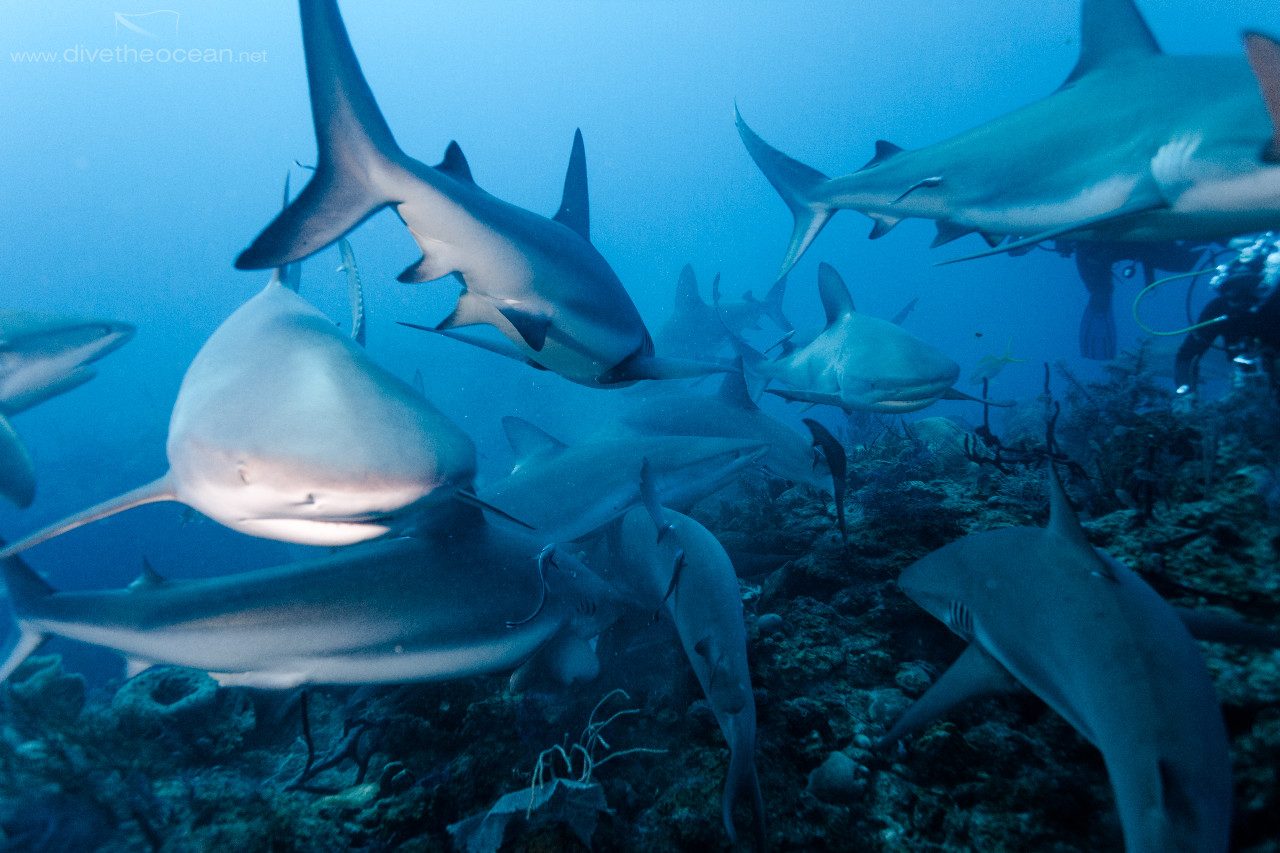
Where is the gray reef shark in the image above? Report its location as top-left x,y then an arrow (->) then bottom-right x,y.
0,513 -> 624,690
238,0 -> 717,388
601,501 -> 765,850
0,311 -> 134,508
727,263 -> 973,413
653,264 -> 790,363
738,0 -> 1280,276
880,468 -> 1231,853
0,274 -> 479,557
479,416 -> 768,544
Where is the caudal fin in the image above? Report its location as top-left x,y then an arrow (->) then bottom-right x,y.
735,106 -> 833,279
0,474 -> 176,560
759,274 -> 792,333
0,537 -> 56,683
236,0 -> 403,269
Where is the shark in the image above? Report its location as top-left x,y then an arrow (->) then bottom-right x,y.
601,501 -> 765,850
726,263 -> 972,413
0,274 -> 481,557
737,0 -> 1280,277
478,416 -> 769,544
0,514 -> 624,690
880,468 -> 1232,853
238,0 -> 717,389
653,264 -> 790,364
0,311 -> 135,508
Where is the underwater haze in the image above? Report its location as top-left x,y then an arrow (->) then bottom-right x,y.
2,1 -> 1280,850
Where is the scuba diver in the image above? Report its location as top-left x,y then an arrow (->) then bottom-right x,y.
1173,232 -> 1280,401
1066,240 -> 1209,360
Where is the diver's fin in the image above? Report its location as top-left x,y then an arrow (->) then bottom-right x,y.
1079,289 -> 1117,360
0,474 -> 177,559
0,413 -> 35,509
735,105 -> 834,279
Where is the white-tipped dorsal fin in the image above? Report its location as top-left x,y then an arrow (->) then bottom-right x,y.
1062,0 -> 1161,87
816,262 -> 856,327
553,129 -> 590,242
501,416 -> 569,466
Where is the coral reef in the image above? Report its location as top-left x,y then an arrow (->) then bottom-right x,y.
1,356 -> 1278,852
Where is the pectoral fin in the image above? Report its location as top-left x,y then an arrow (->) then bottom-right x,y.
878,645 -> 1021,748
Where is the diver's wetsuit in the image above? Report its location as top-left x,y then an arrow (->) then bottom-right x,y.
1174,287 -> 1280,393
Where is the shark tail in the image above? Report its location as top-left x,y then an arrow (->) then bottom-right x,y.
759,274 -> 792,333
0,474 -> 177,560
735,106 -> 833,279
722,716 -> 767,851
0,413 -> 35,509
0,538 -> 56,683
236,0 -> 405,270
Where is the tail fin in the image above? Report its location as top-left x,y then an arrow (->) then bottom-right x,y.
759,274 -> 792,332
236,0 -> 403,269
736,106 -> 834,279
0,539 -> 55,683
0,413 -> 35,509
0,474 -> 176,560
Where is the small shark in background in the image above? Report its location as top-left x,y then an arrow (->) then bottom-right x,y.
726,263 -> 983,413
738,0 -> 1280,276
0,311 -> 134,508
238,0 -> 718,388
967,338 -> 1026,385
611,364 -> 848,542
0,266 -> 481,557
0,513 -> 624,689
478,416 -> 768,545
601,500 -> 765,851
652,264 -> 790,364
881,468 -> 1232,853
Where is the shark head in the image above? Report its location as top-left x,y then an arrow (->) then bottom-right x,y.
0,311 -> 135,415
832,314 -> 961,412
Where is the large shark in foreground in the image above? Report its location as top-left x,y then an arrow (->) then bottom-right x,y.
0,311 -> 134,508
238,0 -> 716,388
601,504 -> 765,850
0,514 -> 624,689
0,276 -> 479,558
479,417 -> 769,544
880,468 -> 1231,853
738,0 -> 1280,276
728,263 -> 970,413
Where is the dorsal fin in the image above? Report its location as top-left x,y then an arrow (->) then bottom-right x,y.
553,129 -> 590,241
816,262 -> 856,327
858,139 -> 905,172
716,358 -> 758,410
1046,465 -> 1090,551
501,416 -> 569,465
269,173 -> 302,292
1245,32 -> 1280,163
129,557 -> 168,590
1062,0 -> 1161,87
674,264 -> 702,307
435,140 -> 475,184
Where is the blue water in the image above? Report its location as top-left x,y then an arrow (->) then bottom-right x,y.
1,0 -> 1276,684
